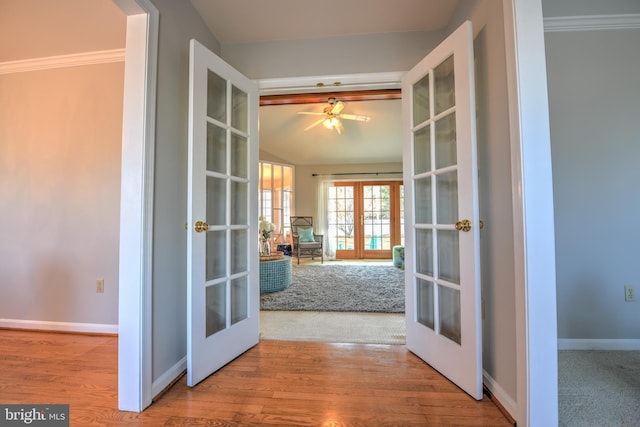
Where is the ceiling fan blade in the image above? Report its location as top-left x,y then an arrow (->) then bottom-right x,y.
297,111 -> 326,116
335,120 -> 344,135
339,113 -> 371,122
304,118 -> 325,131
331,100 -> 345,115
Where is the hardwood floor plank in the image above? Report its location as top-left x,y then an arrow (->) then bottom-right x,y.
0,330 -> 513,426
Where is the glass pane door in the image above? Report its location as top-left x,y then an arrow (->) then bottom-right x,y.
413,54 -> 461,342
187,39 -> 259,387
402,21 -> 482,399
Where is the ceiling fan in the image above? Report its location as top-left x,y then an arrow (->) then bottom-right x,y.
297,97 -> 371,135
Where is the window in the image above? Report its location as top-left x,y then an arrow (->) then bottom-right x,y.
259,161 -> 294,243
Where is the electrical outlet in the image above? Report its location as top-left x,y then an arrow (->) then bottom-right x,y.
624,285 -> 635,302
96,279 -> 104,293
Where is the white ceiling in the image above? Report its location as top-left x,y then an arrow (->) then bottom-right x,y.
260,98 -> 402,165
190,0 -> 459,166
190,0 -> 459,44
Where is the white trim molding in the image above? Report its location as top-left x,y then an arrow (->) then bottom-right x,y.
558,339 -> 640,351
258,71 -> 403,95
544,14 -> 640,32
483,371 -> 517,421
152,357 -> 187,398
0,49 -> 126,75
115,0 -> 159,413
504,0 -> 559,425
0,319 -> 118,334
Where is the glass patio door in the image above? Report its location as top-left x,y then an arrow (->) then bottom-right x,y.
329,181 -> 403,259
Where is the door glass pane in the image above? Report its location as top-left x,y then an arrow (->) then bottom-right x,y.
415,229 -> 433,276
413,125 -> 431,175
434,55 -> 455,115
363,185 -> 391,251
435,113 -> 457,169
206,123 -> 226,174
414,177 -> 432,224
207,70 -> 227,122
413,74 -> 430,125
416,278 -> 434,329
230,276 -> 248,325
436,171 -> 458,224
231,181 -> 247,225
207,177 -> 226,226
231,134 -> 247,178
231,85 -> 248,133
230,229 -> 247,275
438,230 -> 460,284
206,231 -> 226,281
329,185 -> 355,251
205,282 -> 226,337
439,285 -> 461,344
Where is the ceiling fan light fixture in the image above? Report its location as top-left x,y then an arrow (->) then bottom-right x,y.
298,97 -> 370,134
323,117 -> 339,129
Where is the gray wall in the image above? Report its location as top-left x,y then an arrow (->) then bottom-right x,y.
147,0 -> 221,382
221,31 -> 446,80
453,0 -> 518,398
0,62 -> 124,325
0,0 -> 126,327
546,27 -> 640,339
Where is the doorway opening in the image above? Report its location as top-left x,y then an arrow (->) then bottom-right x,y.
258,91 -> 405,345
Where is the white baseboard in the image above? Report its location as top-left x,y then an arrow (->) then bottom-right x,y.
0,318 -> 118,334
483,371 -> 516,421
152,357 -> 187,398
558,338 -> 640,350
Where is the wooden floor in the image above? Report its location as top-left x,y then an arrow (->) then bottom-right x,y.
0,330 -> 513,426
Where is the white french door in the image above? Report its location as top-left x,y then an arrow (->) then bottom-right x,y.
402,21 -> 482,399
187,39 -> 260,387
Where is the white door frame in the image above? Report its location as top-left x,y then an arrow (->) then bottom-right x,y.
503,0 -> 558,425
116,0 -> 557,423
114,0 -> 158,412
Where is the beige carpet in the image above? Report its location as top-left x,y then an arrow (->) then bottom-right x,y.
559,350 -> 640,426
260,310 -> 406,345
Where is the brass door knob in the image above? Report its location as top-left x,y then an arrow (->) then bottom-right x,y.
455,219 -> 472,232
194,221 -> 209,233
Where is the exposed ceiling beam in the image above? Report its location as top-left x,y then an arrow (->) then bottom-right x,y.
260,89 -> 401,106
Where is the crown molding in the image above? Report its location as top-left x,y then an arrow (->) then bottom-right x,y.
544,14 -> 640,32
0,48 -> 126,75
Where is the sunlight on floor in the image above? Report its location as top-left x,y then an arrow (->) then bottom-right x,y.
260,311 -> 406,345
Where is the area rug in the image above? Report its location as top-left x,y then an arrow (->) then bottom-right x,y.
260,263 -> 405,313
